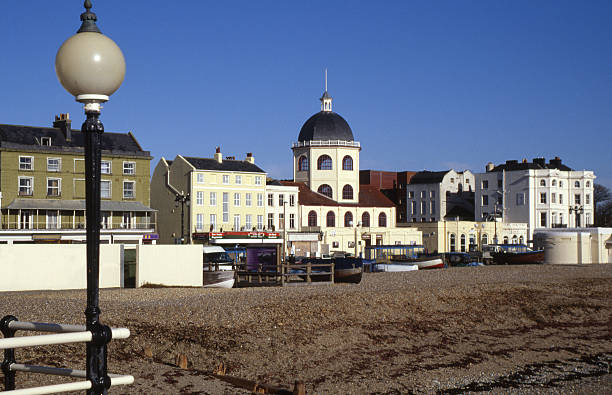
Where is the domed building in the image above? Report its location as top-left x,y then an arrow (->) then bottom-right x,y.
282,88 -> 422,257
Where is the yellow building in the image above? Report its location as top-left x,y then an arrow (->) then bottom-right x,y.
0,114 -> 155,244
151,149 -> 268,244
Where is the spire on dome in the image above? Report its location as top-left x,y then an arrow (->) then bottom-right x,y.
320,68 -> 333,112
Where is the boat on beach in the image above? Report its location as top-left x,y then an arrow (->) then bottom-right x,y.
203,246 -> 236,288
488,244 -> 544,265
333,257 -> 363,283
366,244 -> 444,271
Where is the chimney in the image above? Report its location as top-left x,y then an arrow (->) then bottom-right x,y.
245,152 -> 254,164
214,147 -> 222,163
53,113 -> 72,141
522,158 -> 528,163
549,156 -> 562,168
486,162 -> 494,172
533,157 -> 546,167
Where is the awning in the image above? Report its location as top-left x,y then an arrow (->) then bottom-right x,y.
5,199 -> 156,212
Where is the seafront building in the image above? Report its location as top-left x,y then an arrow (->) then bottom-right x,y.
474,157 -> 595,241
0,114 -> 156,244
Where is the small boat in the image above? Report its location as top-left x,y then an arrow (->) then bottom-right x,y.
365,244 -> 444,270
333,257 -> 363,284
374,262 -> 419,272
490,244 -> 544,265
203,246 -> 236,288
446,252 -> 484,267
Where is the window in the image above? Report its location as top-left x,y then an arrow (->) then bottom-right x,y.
298,156 -> 309,171
586,181 -> 591,187
586,194 -> 591,204
101,160 -> 111,174
289,194 -> 295,207
460,234 -> 466,252
559,194 -> 563,204
308,211 -> 317,227
268,194 -> 274,206
257,193 -> 263,207
101,212 -> 111,229
420,191 -> 426,199
235,175 -> 242,184
449,234 -> 456,252
575,194 -> 581,204
210,192 -> 217,206
267,213 -> 274,229
196,191 -> 204,205
234,214 -> 241,231
19,156 -> 33,170
123,161 -> 135,175
497,195 -> 503,205
223,175 -> 230,184
552,179 -> 557,186
342,156 -> 353,170
503,236 -> 509,244
516,193 -> 524,206
41,137 -> 51,146
342,185 -> 353,200
47,158 -> 61,172
481,234 -> 488,245
482,195 -> 489,206
559,213 -> 564,224
318,184 -> 333,199
450,178 -> 455,184
326,211 -> 335,227
234,193 -> 240,206
421,201 -> 426,215
552,212 -> 557,224
362,212 -> 370,227
279,213 -> 284,229
123,181 -> 135,199
497,179 -> 503,188
344,212 -> 353,227
279,194 -> 285,206
519,236 -> 524,244
378,212 -> 387,227
122,212 -> 132,229
540,193 -> 547,204
197,173 -> 204,183
411,201 -> 417,214
512,235 -> 518,244
255,176 -> 262,185
559,181 -> 564,188
47,178 -> 61,196
540,212 -> 547,227
210,214 -> 217,231
46,211 -> 59,229
101,180 -> 111,198
246,215 -> 252,229
196,214 -> 203,230
586,213 -> 591,226
482,180 -> 488,189
222,193 -> 229,222
540,179 -> 546,186
408,191 -> 414,199
19,177 -> 33,196
430,190 -> 435,198
574,181 -> 580,188
551,193 -> 556,203
317,155 -> 332,170
257,215 -> 263,230
431,201 -> 436,215
289,214 -> 295,229
246,193 -> 252,206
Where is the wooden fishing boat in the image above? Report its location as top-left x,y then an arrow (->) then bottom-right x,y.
489,244 -> 544,265
333,257 -> 363,284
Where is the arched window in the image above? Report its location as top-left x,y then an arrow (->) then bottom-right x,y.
308,211 -> 317,227
552,179 -> 557,186
298,155 -> 308,171
519,235 -> 524,245
326,211 -> 335,227
575,181 -> 580,188
586,181 -> 591,187
317,155 -> 332,170
450,233 -> 456,252
378,212 -> 387,227
342,184 -> 353,200
344,212 -> 353,227
342,156 -> 353,170
317,184 -> 333,199
482,233 -> 488,245
361,212 -> 370,227
540,180 -> 546,187
503,236 -> 509,244
512,235 -> 518,244
460,234 -> 466,252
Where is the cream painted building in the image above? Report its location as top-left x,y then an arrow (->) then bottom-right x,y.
285,87 -> 421,256
151,149 -> 267,244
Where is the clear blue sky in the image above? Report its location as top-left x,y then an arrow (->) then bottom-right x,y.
2,1 -> 611,189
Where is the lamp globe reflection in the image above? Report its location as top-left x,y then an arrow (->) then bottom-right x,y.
55,1 -> 125,105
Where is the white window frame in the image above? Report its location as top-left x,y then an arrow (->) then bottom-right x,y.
268,194 -> 274,206
289,194 -> 295,207
19,156 -> 33,171
210,214 -> 217,231
257,215 -> 263,230
18,176 -> 33,196
257,193 -> 264,207
245,214 -> 252,230
101,160 -> 112,174
235,175 -> 242,185
47,157 -> 61,172
233,214 -> 241,231
196,191 -> 204,206
234,193 -> 240,207
210,192 -> 217,206
46,211 -> 60,230
279,194 -> 285,206
123,180 -> 135,199
47,177 -> 61,197
245,193 -> 252,207
101,180 -> 112,199
289,213 -> 295,229
540,192 -> 547,204
123,161 -> 136,175
197,173 -> 204,184
196,214 -> 203,230
222,192 -> 229,223
255,176 -> 262,185
222,175 -> 230,184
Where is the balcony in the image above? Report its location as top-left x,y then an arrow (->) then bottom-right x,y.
1,221 -> 156,231
292,140 -> 360,149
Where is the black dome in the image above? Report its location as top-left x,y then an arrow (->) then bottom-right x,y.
298,111 -> 354,142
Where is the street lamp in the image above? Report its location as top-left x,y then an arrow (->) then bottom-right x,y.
55,1 -> 125,394
569,205 -> 584,228
175,192 -> 190,244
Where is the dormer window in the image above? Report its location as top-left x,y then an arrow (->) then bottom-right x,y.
41,137 -> 52,146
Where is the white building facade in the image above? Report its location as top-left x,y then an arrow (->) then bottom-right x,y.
475,157 -> 595,242
264,181 -> 299,232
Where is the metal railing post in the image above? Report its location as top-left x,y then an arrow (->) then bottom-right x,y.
1,315 -> 18,390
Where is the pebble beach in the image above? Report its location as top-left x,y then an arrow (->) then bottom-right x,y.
1,264 -> 611,394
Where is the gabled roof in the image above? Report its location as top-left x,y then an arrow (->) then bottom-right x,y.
280,181 -> 395,208
183,156 -> 266,173
444,206 -> 474,221
409,170 -> 450,185
0,124 -> 150,157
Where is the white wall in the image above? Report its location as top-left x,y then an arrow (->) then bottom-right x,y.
136,245 -> 202,287
0,245 -> 122,292
535,228 -> 612,264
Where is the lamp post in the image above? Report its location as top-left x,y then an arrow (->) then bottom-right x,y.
55,1 -> 125,394
175,192 -> 190,244
569,205 -> 584,228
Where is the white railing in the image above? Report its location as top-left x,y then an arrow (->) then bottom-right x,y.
1,319 -> 133,394
292,140 -> 360,148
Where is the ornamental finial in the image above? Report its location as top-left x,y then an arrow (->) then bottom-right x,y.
77,0 -> 102,34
